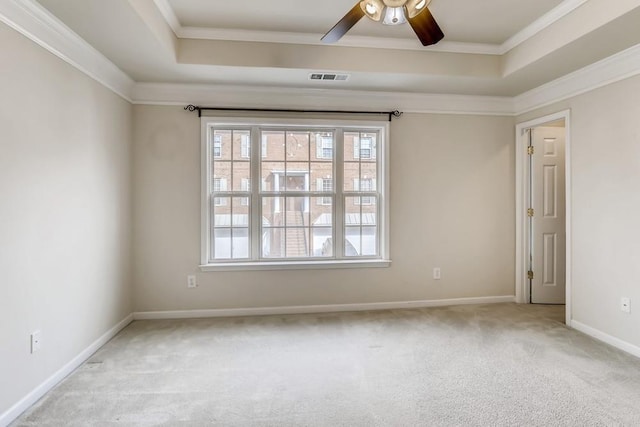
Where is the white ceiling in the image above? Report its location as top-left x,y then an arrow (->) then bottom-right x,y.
34,0 -> 640,97
166,0 -> 565,44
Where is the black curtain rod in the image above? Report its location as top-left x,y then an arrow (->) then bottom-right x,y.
184,105 -> 403,122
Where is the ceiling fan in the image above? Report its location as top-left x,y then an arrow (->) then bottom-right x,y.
321,0 -> 444,47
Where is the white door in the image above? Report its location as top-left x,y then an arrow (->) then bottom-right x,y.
529,126 -> 566,304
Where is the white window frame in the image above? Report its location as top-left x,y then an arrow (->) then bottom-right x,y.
200,117 -> 390,271
241,134 -> 266,159
213,177 -> 227,206
354,178 -> 374,206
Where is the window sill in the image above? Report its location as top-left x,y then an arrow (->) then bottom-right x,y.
199,259 -> 391,272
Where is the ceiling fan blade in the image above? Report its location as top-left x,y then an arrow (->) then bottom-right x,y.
407,7 -> 444,47
321,2 -> 366,44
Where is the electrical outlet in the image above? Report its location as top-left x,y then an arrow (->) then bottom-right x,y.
31,331 -> 41,353
187,275 -> 197,288
433,268 -> 441,280
621,297 -> 631,313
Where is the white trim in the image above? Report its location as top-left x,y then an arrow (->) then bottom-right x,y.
514,110 -> 571,326
571,320 -> 640,359
200,259 -> 391,271
132,295 -> 516,320
180,26 -> 502,54
0,0 -> 134,102
500,0 -> 589,54
132,83 -> 515,116
200,117 -> 390,265
152,0 -> 181,34
0,314 -> 133,427
4,0 -> 640,119
154,0 -> 588,56
514,43 -> 640,115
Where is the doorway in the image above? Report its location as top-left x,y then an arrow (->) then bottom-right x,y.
515,110 -> 571,324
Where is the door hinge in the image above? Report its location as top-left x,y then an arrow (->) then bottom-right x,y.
527,146 -> 534,155
528,270 -> 534,280
527,208 -> 534,217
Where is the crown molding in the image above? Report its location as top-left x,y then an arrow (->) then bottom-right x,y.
500,0 -> 589,54
154,0 -> 500,54
152,0 -> 180,34
0,0 -> 134,102
154,0 -> 588,56
514,42 -> 640,115
178,26 -> 502,55
131,82 -> 515,116
4,0 -> 640,118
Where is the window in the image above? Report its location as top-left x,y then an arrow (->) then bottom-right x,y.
354,136 -> 375,160
354,178 -> 375,205
317,178 -> 333,205
316,135 -> 333,159
240,135 -> 250,159
213,135 -> 222,158
202,118 -> 389,269
213,178 -> 227,206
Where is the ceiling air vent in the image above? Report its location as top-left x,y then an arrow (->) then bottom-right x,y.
309,73 -> 349,81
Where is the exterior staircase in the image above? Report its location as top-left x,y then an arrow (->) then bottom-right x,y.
285,210 -> 308,257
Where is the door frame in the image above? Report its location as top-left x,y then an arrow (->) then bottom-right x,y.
515,110 -> 572,325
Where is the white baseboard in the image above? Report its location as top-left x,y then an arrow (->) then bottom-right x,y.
0,314 -> 134,427
571,320 -> 640,359
133,295 -> 516,320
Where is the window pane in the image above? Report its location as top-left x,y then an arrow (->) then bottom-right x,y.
362,227 -> 378,256
285,163 -> 309,191
284,197 -> 309,226
344,132 -> 359,162
213,198 -> 231,225
312,132 -> 334,161
344,196 -> 377,257
286,227 -> 310,257
213,130 -> 231,160
343,162 -> 359,191
262,228 -> 284,258
311,197 -> 332,225
361,197 -> 377,223
262,162 -> 285,191
263,131 -> 285,161
311,163 -> 333,190
233,131 -> 251,160
345,197 -> 362,225
262,197 -> 284,227
360,133 -> 377,162
232,198 -> 250,227
212,163 -> 231,191
213,228 -> 231,259
286,132 -> 310,161
232,162 -> 250,191
360,163 -> 377,188
312,228 -> 333,257
231,228 -> 249,259
345,227 -> 361,256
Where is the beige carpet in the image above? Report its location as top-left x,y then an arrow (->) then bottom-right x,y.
12,303 -> 640,426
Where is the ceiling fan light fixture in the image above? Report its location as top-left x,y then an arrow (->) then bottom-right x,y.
359,0 -> 384,21
405,0 -> 431,18
382,6 -> 407,25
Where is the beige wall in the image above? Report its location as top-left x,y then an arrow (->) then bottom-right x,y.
0,23 -> 132,415
132,106 -> 516,311
518,74 -> 640,349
